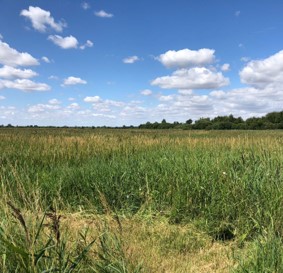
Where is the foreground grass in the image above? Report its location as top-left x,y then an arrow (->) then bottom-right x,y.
0,206 -> 234,272
1,128 -> 283,271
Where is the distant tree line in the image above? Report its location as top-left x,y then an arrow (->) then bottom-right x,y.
1,110 -> 283,130
139,111 -> 283,130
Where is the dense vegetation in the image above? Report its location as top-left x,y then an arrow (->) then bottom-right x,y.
139,110 -> 283,130
1,128 -> 283,272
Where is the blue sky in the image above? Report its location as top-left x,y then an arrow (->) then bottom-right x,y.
0,0 -> 283,126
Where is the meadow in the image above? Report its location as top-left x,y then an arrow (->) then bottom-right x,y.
1,128 -> 283,272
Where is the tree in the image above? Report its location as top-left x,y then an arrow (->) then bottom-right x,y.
193,118 -> 212,130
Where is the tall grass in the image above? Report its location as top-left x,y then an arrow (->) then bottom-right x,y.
1,128 -> 283,271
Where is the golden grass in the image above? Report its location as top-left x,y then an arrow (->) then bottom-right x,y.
2,206 -> 237,272
54,212 -> 238,273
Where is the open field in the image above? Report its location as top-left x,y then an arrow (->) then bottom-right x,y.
1,128 -> 283,272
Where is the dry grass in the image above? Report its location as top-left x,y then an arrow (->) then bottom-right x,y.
52,212 -> 238,273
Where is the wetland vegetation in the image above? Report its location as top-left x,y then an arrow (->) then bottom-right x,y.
1,128 -> 283,272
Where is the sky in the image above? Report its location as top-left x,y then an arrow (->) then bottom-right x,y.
0,0 -> 283,126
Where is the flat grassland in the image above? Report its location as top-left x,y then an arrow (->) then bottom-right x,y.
1,128 -> 283,272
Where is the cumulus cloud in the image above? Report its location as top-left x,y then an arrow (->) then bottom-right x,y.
84,96 -> 125,113
151,67 -> 229,90
94,10 -> 113,18
28,103 -> 60,113
0,106 -> 16,120
48,98 -> 61,105
140,89 -> 152,96
67,102 -> 80,110
158,48 -> 215,68
0,65 -> 37,79
158,95 -> 175,101
48,35 -> 78,49
63,76 -> 87,86
208,87 -> 278,115
0,95 -> 5,100
1,79 -> 50,91
178,89 -> 193,95
84,96 -> 102,103
221,63 -> 230,72
123,56 -> 139,64
120,105 -> 146,116
147,78 -> 283,122
20,6 -> 66,32
42,56 -> 50,63
93,113 -> 116,119
240,50 -> 283,88
80,40 -> 93,50
0,41 -> 39,67
210,90 -> 226,99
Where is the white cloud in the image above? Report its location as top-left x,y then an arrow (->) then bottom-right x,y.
67,102 -> 80,110
103,99 -> 125,107
84,96 -> 102,103
159,95 -> 175,101
48,35 -> 78,49
48,99 -> 61,105
145,82 -> 283,123
28,103 -> 60,113
140,89 -> 152,96
221,63 -> 230,71
209,90 -> 226,99
0,95 -> 5,100
158,48 -> 215,68
120,105 -> 146,118
240,50 -> 283,88
84,96 -> 125,114
0,65 -> 37,79
94,10 -> 113,18
81,2 -> 90,10
0,41 -> 39,67
1,79 -> 50,91
208,87 -> 280,115
123,56 -> 139,64
42,56 -> 50,63
151,67 -> 229,90
80,40 -> 93,50
178,89 -> 193,95
93,113 -> 116,119
0,106 -> 16,120
0,34 -> 3,40
63,76 -> 87,86
20,6 -> 66,32
48,75 -> 59,80
68,97 -> 75,101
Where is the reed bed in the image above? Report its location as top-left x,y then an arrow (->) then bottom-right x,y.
1,128 -> 283,272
